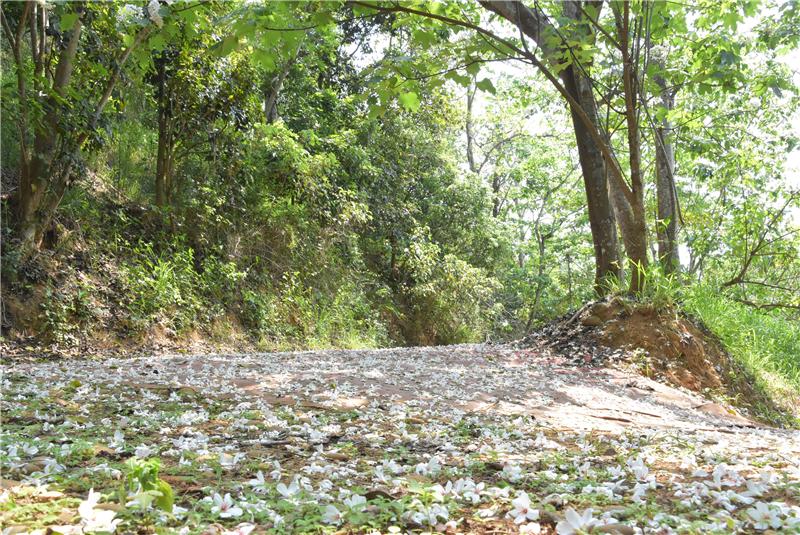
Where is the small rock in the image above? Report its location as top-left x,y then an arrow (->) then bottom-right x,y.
20,462 -> 44,475
365,488 -> 394,500
95,503 -> 125,512
543,493 -> 564,507
37,490 -> 65,501
539,510 -> 559,524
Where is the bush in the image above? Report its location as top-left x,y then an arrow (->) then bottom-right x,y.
40,283 -> 95,346
199,255 -> 248,314
400,227 -> 502,345
241,273 -> 387,350
121,242 -> 203,333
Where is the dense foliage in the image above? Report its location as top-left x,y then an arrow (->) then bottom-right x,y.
1,0 -> 798,358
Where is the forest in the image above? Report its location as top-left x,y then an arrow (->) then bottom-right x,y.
1,0 -> 800,533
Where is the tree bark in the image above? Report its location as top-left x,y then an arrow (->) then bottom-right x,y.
465,83 -> 478,173
481,0 -> 651,293
481,0 -> 623,293
264,40 -> 303,124
154,51 -> 176,208
654,76 -> 679,273
7,2 -> 147,255
14,8 -> 83,251
560,65 -> 622,293
524,224 -> 548,332
610,1 -> 649,292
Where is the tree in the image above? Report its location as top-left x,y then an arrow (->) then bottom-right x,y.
2,2 -> 153,253
0,0 -> 219,253
148,31 -> 257,209
327,0 -> 657,292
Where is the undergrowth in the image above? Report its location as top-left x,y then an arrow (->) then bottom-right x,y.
682,284 -> 800,425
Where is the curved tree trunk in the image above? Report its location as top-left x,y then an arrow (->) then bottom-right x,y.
480,0 -> 623,294
12,7 -> 83,253
264,39 -> 304,124
5,1 -> 147,256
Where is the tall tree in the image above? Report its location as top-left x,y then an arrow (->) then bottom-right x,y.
2,2 -> 150,252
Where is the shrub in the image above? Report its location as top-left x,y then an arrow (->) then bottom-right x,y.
121,242 -> 203,333
401,227 -> 502,345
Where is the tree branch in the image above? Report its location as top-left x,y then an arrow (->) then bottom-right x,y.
349,0 -> 633,206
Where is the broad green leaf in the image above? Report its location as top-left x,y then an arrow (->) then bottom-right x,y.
149,34 -> 166,52
476,78 -> 496,94
412,29 -> 437,47
220,35 -> 239,56
398,92 -> 420,111
253,48 -> 277,70
155,480 -> 174,512
446,71 -> 472,87
465,61 -> 481,76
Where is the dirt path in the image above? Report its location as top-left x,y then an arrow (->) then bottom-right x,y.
13,343 -> 780,432
3,344 -> 800,534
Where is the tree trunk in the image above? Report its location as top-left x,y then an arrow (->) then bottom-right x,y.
524,226 -> 548,332
264,40 -> 303,124
155,134 -> 170,208
609,189 -> 649,292
12,8 -> 83,253
480,0 -> 649,294
481,0 -> 622,293
654,77 -> 679,273
465,83 -> 477,173
154,52 -> 172,208
611,1 -> 649,292
491,174 -> 503,218
560,65 -> 622,294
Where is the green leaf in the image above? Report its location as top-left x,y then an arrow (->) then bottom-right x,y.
311,10 -> 335,26
476,78 -> 496,94
351,1 -> 376,16
220,35 -> 239,56
412,29 -> 437,47
154,480 -> 174,512
253,48 -> 277,70
60,13 -> 79,31
367,104 -> 384,120
446,71 -> 472,87
398,92 -> 420,112
149,34 -> 166,52
465,61 -> 481,76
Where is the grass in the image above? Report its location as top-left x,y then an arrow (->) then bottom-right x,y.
682,284 -> 800,424
606,265 -> 799,426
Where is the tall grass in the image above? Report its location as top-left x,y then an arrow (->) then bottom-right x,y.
683,284 -> 800,407
606,266 -> 799,424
